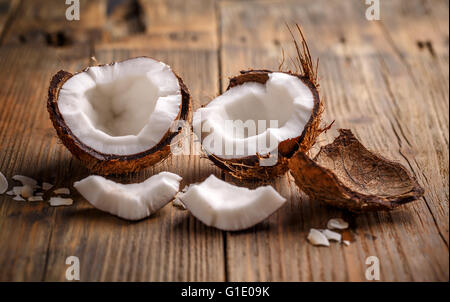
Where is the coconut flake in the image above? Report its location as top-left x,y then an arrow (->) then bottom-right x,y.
307,228 -> 330,246
178,175 -> 287,231
28,196 -> 44,202
35,192 -> 44,196
49,197 -> 73,206
13,195 -> 25,201
13,186 -> 23,195
42,182 -> 54,190
74,171 -> 182,220
321,229 -> 342,242
12,175 -> 38,188
6,190 -> 15,196
0,172 -> 7,194
327,218 -> 349,230
343,240 -> 351,246
54,187 -> 70,195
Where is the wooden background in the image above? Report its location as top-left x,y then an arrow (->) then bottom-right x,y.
0,0 -> 448,281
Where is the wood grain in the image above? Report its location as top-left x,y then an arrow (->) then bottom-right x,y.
0,0 -> 448,281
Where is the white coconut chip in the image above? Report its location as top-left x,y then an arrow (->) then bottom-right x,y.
20,185 -> 34,198
0,172 -> 7,194
178,175 -> 287,231
321,229 -> 342,242
12,175 -> 39,188
49,197 -> 73,206
343,240 -> 351,246
53,187 -> 70,195
6,190 -> 15,196
42,182 -> 54,191
307,228 -> 330,247
35,192 -> 44,196
28,196 -> 44,202
74,171 -> 182,220
13,195 -> 25,201
327,218 -> 349,230
12,186 -> 23,195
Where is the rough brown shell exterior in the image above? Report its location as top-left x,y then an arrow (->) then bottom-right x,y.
205,69 -> 323,181
289,129 -> 424,212
47,58 -> 191,175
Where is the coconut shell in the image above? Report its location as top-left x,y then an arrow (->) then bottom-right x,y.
289,129 -> 424,212
205,69 -> 323,181
47,58 -> 190,175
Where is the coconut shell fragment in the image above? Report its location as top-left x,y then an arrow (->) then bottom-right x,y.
289,129 -> 424,212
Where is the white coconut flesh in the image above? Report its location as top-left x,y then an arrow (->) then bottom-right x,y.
57,57 -> 182,155
0,172 -> 7,194
74,171 -> 182,220
178,175 -> 287,231
193,72 -> 314,159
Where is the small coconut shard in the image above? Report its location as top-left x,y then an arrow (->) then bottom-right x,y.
49,197 -> 73,206
12,175 -> 38,188
48,57 -> 190,175
74,171 -> 182,220
0,172 -> 7,194
327,218 -> 349,230
178,175 -> 286,231
307,229 -> 330,246
193,26 -> 322,181
289,129 -> 424,212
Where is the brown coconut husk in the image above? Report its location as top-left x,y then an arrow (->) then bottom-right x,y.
289,129 -> 424,212
204,25 -> 325,180
47,57 -> 191,175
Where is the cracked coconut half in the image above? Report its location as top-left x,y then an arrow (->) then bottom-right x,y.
48,57 -> 190,175
289,129 -> 424,212
193,26 -> 323,180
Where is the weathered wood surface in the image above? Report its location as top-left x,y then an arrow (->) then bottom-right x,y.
0,0 -> 448,281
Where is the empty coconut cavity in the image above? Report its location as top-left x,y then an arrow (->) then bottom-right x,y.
177,175 -> 287,231
48,57 -> 190,174
74,171 -> 182,220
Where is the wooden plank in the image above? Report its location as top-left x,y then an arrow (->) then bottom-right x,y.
41,0 -> 225,281
0,44 -> 91,281
219,0 -> 448,281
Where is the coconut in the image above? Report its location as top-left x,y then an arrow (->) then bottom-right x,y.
48,57 -> 190,175
289,129 -> 424,212
192,26 -> 323,180
178,175 -> 286,231
74,171 -> 182,220
0,172 -> 7,194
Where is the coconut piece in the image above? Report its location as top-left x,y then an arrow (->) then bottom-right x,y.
13,195 -> 25,201
35,192 -> 44,196
74,171 -> 182,220
0,172 -> 7,194
48,57 -> 191,175
321,229 -> 342,242
289,129 -> 424,212
343,240 -> 351,246
6,190 -> 15,196
20,185 -> 34,198
54,187 -> 70,195
178,175 -> 286,231
307,228 -> 330,246
42,182 -> 54,190
12,175 -> 39,188
192,26 -> 323,180
28,196 -> 44,202
49,197 -> 73,206
327,218 -> 349,230
12,186 -> 23,195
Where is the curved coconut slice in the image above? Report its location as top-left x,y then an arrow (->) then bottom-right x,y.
0,172 -> 7,194
178,175 -> 286,231
74,171 -> 182,220
289,129 -> 424,212
193,28 -> 322,180
48,57 -> 190,175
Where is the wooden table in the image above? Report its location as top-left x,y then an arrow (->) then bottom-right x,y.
0,0 -> 448,281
